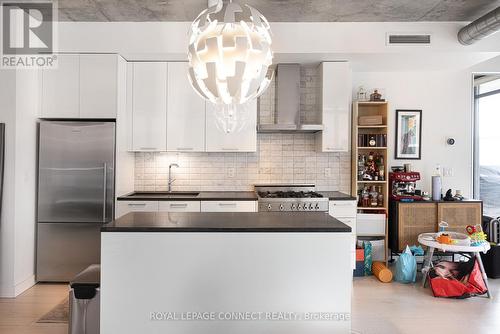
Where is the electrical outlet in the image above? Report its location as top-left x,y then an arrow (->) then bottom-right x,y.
442,167 -> 454,177
227,167 -> 235,178
325,168 -> 332,178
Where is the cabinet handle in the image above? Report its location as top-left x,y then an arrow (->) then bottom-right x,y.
221,148 -> 239,151
177,147 -> 193,151
127,203 -> 147,206
218,203 -> 237,207
170,203 -> 188,208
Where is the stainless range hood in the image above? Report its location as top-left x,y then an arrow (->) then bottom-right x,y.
258,64 -> 323,133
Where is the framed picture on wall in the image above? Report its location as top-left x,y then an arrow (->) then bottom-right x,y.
395,110 -> 422,160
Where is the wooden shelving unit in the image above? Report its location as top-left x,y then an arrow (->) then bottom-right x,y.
351,101 -> 390,263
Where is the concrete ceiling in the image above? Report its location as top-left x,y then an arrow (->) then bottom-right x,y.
57,0 -> 500,22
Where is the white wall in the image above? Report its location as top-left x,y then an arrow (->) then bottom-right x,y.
0,70 -> 17,297
0,69 -> 38,297
353,70 -> 473,197
13,70 -> 39,295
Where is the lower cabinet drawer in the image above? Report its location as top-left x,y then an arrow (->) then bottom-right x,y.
158,201 -> 201,212
329,200 -> 357,218
116,201 -> 159,218
201,201 -> 257,212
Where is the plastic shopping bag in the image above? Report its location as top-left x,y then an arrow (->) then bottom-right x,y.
395,245 -> 417,283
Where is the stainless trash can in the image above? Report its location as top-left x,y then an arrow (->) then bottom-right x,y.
69,264 -> 100,334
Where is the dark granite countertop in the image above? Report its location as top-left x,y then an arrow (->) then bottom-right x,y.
117,191 -> 258,201
102,212 -> 352,233
117,191 -> 355,201
318,191 -> 357,201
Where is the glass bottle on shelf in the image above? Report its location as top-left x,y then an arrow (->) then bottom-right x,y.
361,187 -> 370,207
370,186 -> 379,207
377,186 -> 384,207
358,155 -> 366,181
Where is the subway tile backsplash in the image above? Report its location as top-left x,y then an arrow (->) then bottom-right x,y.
134,133 -> 351,192
134,65 -> 351,193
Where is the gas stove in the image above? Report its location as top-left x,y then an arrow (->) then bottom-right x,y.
255,185 -> 329,212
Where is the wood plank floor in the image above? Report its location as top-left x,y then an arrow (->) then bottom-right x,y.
0,277 -> 498,334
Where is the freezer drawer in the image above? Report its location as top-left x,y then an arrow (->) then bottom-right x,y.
36,223 -> 101,282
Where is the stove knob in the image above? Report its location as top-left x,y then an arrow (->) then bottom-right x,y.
315,203 -> 320,210
291,204 -> 297,211
298,204 -> 302,210
267,204 -> 272,211
279,204 -> 284,211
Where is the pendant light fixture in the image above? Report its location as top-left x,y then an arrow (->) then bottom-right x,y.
187,0 -> 273,133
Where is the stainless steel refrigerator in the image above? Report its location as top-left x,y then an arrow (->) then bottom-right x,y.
36,121 -> 115,282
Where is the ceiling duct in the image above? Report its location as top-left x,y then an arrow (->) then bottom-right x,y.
458,6 -> 500,45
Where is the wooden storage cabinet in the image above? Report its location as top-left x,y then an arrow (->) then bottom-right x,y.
438,203 -> 482,233
389,201 -> 482,252
391,202 -> 437,251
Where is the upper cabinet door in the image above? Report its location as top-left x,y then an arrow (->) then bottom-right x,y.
79,55 -> 118,119
40,54 -> 80,118
317,62 -> 351,152
130,62 -> 168,152
167,62 -> 206,152
205,99 -> 257,152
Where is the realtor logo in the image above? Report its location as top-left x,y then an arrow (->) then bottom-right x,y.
1,1 -> 56,68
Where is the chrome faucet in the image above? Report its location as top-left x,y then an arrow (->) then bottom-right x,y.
168,163 -> 179,192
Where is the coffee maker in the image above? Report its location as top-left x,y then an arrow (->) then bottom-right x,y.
389,172 -> 422,201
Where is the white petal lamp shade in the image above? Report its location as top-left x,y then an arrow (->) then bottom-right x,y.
187,0 -> 273,106
212,102 -> 251,134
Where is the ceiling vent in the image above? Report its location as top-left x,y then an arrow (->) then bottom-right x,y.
387,34 -> 431,45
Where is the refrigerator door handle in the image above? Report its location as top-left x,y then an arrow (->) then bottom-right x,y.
103,162 -> 107,222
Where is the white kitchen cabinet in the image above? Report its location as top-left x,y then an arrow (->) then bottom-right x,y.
40,54 -> 80,118
130,62 -> 168,151
79,54 -> 119,118
329,200 -> 357,269
115,201 -> 159,219
167,62 -> 206,152
201,201 -> 257,212
41,54 -> 123,119
205,99 -> 257,152
158,201 -> 201,212
316,62 -> 351,152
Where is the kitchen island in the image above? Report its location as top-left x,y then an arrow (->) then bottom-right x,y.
101,212 -> 353,334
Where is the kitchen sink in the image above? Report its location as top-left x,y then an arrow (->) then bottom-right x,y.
127,191 -> 200,198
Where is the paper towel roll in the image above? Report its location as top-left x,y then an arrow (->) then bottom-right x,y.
432,175 -> 442,201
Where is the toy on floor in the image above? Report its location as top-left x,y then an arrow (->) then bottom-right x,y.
372,261 -> 393,283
